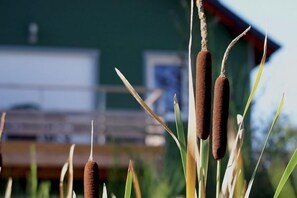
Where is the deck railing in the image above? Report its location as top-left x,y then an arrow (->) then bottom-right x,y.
0,84 -> 165,178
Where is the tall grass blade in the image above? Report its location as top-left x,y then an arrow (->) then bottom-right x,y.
273,148 -> 297,198
221,115 -> 245,196
186,0 -> 198,197
131,163 -> 142,198
244,95 -> 284,198
0,112 -> 6,139
124,161 -> 133,198
0,112 -> 6,174
187,141 -> 197,198
115,68 -> 184,151
111,193 -> 117,198
60,162 -> 69,198
174,95 -> 187,179
4,177 -> 12,198
216,160 -> 221,198
229,169 -> 242,198
37,181 -> 51,198
202,138 -> 209,182
102,183 -> 108,198
66,144 -> 75,198
243,34 -> 267,118
198,138 -> 209,198
28,144 -> 37,198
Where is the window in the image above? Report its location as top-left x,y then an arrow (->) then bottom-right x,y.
0,46 -> 99,111
144,51 -> 188,121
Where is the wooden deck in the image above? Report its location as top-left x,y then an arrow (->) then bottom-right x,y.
2,141 -> 164,179
1,110 -> 165,179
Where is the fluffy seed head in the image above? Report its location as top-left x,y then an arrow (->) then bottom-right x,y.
84,160 -> 99,198
212,75 -> 230,160
196,50 -> 212,139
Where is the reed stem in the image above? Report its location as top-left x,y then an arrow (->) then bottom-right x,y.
216,160 -> 221,198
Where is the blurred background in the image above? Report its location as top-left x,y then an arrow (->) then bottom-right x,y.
0,0 -> 295,197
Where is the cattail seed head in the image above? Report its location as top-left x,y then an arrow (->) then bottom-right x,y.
84,160 -> 99,198
196,50 -> 212,139
212,75 -> 230,160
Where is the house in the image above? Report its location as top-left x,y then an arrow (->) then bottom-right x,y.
0,0 -> 279,181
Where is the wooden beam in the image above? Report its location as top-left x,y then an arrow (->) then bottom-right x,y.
1,141 -> 164,179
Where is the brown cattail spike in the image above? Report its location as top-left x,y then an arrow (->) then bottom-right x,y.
196,50 -> 212,139
212,75 -> 230,160
84,160 -> 99,198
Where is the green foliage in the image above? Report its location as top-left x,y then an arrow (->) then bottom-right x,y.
244,95 -> 284,197
273,148 -> 297,198
27,144 -> 37,198
124,163 -> 133,198
174,95 -> 187,178
37,181 -> 51,198
252,120 -> 297,197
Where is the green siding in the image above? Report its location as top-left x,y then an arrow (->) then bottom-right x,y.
0,0 -> 189,108
0,1 -> 252,153
0,0 -> 186,84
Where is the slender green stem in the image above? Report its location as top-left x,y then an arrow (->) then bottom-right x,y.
199,139 -> 204,198
216,160 -> 221,198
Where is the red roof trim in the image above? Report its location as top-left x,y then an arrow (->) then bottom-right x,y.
204,0 -> 281,65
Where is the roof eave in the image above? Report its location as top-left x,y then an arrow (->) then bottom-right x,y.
204,0 -> 281,66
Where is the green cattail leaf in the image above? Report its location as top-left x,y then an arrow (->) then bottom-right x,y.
115,68 -> 185,152
28,144 -> 37,198
124,161 -> 133,198
244,94 -> 284,198
243,34 -> 267,118
4,177 -> 12,198
174,95 -> 187,179
273,148 -> 297,198
37,181 -> 51,198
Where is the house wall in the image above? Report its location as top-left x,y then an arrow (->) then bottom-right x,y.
0,0 -> 251,123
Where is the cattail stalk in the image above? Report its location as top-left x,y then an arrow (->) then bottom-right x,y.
196,0 -> 208,51
60,162 -> 69,198
212,26 -> 251,160
84,120 -> 99,198
66,144 -> 75,198
4,177 -> 12,198
216,160 -> 221,198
